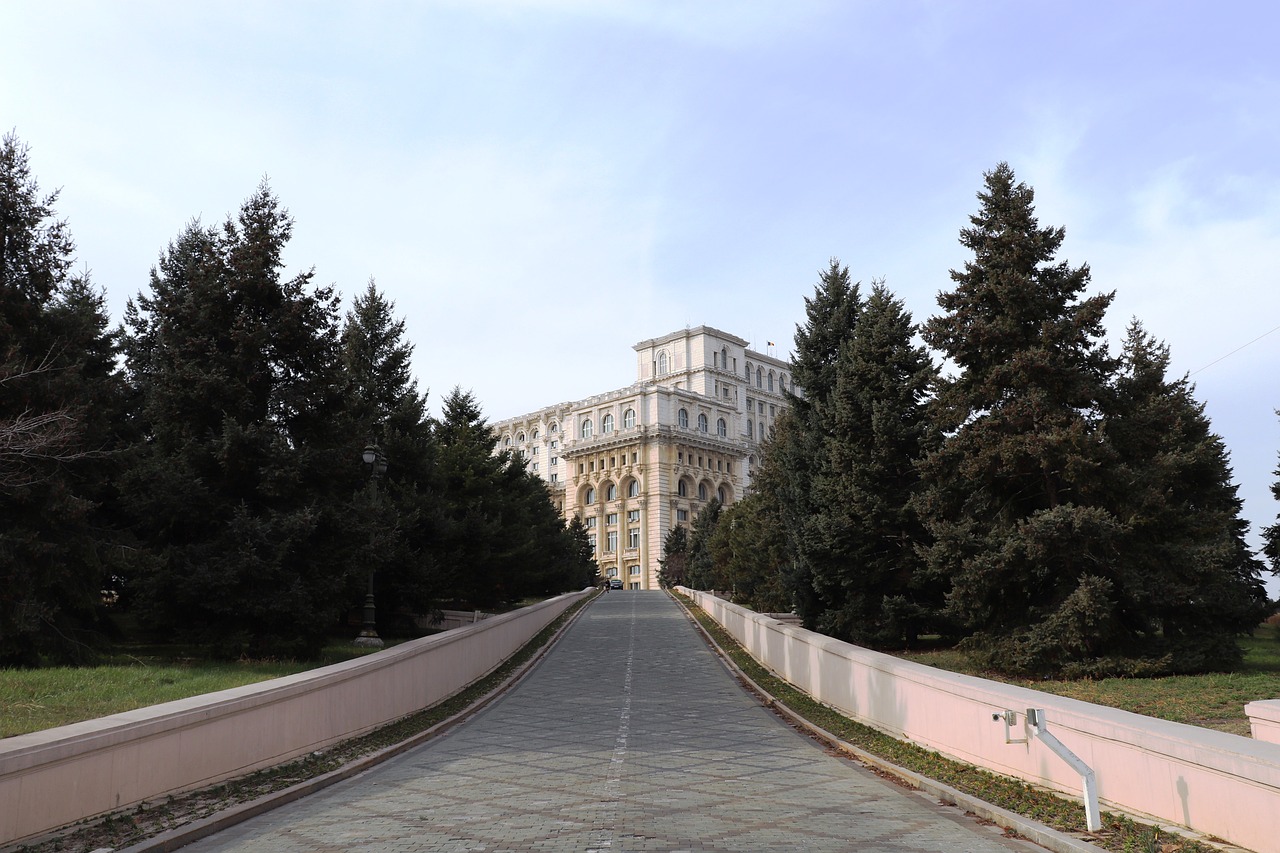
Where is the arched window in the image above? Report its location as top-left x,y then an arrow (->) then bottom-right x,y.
780,374 -> 788,392
721,346 -> 728,368
698,483 -> 708,501
756,367 -> 763,387
716,418 -> 726,437
768,371 -> 774,392
532,429 -> 539,439
697,413 -> 708,433
628,479 -> 639,497
504,436 -> 511,446
718,486 -> 727,504
745,361 -> 752,379
550,422 -> 559,433
677,480 -> 687,497
657,351 -> 669,376
678,408 -> 689,428
606,483 -> 617,501
602,413 -> 614,434
747,419 -> 754,439
623,408 -> 636,429
517,432 -> 525,442
581,419 -> 593,439
585,488 -> 595,505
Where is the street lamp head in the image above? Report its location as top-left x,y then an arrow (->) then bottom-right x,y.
363,445 -> 378,466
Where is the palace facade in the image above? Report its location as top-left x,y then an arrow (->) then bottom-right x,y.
493,326 -> 794,589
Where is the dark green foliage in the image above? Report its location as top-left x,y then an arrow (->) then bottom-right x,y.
807,283 -> 938,646
683,498 -> 722,591
340,280 -> 438,632
918,164 -> 1263,676
122,182 -> 351,659
1104,322 -> 1268,670
0,133 -> 129,665
705,493 -> 790,612
434,388 -> 589,608
657,524 -> 688,588
775,259 -> 863,625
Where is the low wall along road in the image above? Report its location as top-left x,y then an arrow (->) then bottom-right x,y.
681,587 -> 1280,853
0,590 -> 590,847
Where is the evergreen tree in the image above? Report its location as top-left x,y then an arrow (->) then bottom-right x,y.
0,133 -> 127,665
1109,322 -> 1268,671
917,163 -> 1122,674
707,493 -> 791,612
808,283 -> 938,646
122,182 -> 350,658
769,259 -> 862,626
658,524 -> 688,588
339,279 -> 437,634
684,498 -> 722,591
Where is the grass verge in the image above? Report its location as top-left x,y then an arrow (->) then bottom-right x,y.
672,591 -> 1222,853
892,625 -> 1280,738
9,593 -> 596,853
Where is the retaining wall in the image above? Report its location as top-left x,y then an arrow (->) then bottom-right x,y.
0,590 -> 590,846
681,588 -> 1280,853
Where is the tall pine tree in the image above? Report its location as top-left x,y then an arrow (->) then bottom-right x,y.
917,163 -> 1122,674
808,282 -> 938,646
123,182 -> 350,658
0,133 -> 127,665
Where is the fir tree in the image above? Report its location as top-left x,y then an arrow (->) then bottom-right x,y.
769,259 -> 862,626
808,283 -> 938,646
683,498 -> 722,591
658,524 -> 688,588
122,182 -> 350,658
0,133 -> 127,665
1108,322 -> 1268,671
917,163 -> 1121,674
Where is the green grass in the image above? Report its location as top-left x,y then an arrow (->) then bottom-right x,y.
0,642 -> 389,738
892,625 -> 1280,737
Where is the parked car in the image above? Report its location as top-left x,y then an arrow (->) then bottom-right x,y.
608,579 -> 624,590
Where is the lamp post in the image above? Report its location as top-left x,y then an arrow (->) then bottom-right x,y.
354,444 -> 388,648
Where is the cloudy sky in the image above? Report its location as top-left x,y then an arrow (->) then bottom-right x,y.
5,1 -> 1280,579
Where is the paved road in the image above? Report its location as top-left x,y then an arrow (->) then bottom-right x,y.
182,592 -> 1042,852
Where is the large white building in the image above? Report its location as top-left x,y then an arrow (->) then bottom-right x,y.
493,326 -> 794,589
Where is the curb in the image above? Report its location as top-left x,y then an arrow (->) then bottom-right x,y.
109,594 -> 598,853
669,591 -> 1101,853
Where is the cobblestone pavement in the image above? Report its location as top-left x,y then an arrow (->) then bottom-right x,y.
181,592 -> 1043,852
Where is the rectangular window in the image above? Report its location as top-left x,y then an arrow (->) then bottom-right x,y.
628,528 -> 640,548
609,456 -> 615,468
607,567 -> 618,578
579,463 -> 585,474
678,452 -> 684,464
629,582 -> 640,590
586,517 -> 597,529
627,509 -> 640,523
607,513 -> 618,526
551,456 -> 558,466
758,401 -> 764,414
590,460 -> 595,472
587,533 -> 597,551
606,531 -> 618,552
550,440 -> 558,449
532,462 -> 539,471
551,473 -> 559,483
632,452 -> 638,463
726,463 -> 732,475
677,509 -> 688,522
771,405 -> 776,417
629,565 -> 641,576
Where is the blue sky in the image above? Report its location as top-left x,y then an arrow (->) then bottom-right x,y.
5,1 -> 1280,583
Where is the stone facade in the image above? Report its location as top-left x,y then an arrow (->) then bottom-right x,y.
493,326 -> 794,589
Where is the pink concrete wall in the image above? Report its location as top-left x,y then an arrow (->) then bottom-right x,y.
684,589 -> 1280,853
0,590 -> 590,846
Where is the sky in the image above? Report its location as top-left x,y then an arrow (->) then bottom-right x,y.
5,1 -> 1280,585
